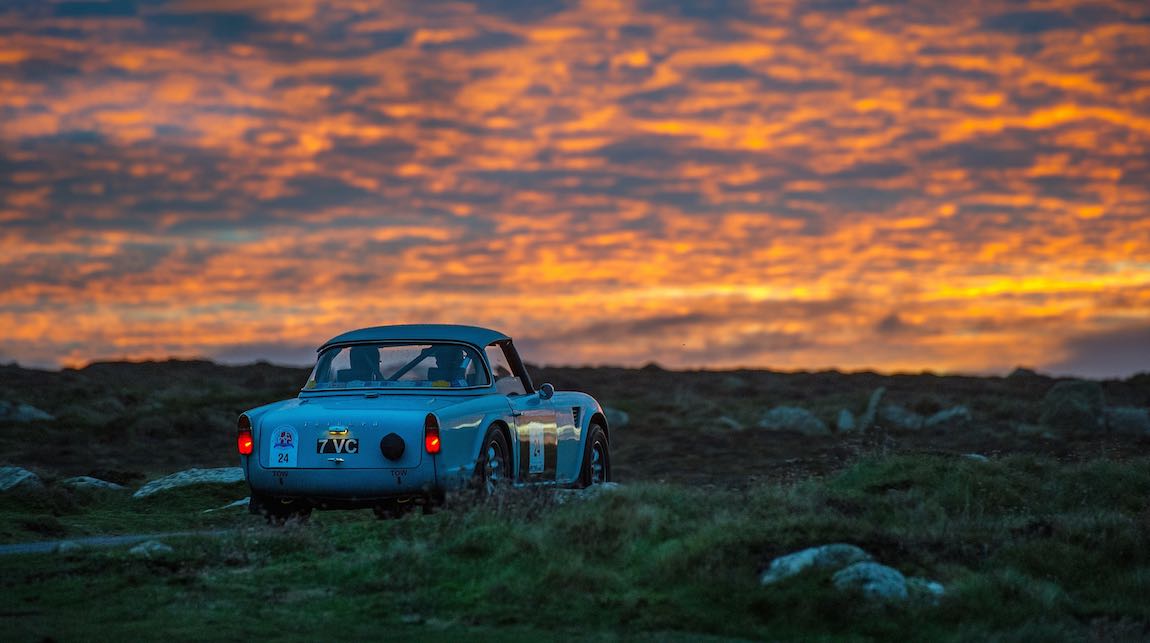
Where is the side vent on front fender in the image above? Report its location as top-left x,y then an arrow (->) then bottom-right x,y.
571,406 -> 582,429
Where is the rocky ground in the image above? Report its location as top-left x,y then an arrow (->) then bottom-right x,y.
1,360 -> 1149,640
0,360 -> 1147,486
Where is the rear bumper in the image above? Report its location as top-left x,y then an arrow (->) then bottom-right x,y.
245,458 -> 440,501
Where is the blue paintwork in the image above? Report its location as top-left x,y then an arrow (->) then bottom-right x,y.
240,324 -> 609,509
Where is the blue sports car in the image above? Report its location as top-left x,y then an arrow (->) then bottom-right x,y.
238,324 -> 612,521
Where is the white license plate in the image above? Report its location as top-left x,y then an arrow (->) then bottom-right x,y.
317,438 -> 359,454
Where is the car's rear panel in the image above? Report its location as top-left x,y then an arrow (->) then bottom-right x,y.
246,395 -> 449,498
257,403 -> 426,470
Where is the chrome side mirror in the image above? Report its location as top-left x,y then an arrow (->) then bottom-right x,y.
538,383 -> 555,400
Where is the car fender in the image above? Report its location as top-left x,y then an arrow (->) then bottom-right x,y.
239,399 -> 297,476
550,391 -> 606,482
434,396 -> 516,490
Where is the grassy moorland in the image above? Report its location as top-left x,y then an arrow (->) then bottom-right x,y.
1,361 -> 1148,640
3,455 -> 1150,641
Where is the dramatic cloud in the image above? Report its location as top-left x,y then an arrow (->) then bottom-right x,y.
1,0 -> 1148,376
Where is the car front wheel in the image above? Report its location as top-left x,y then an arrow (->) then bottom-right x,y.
578,423 -> 611,487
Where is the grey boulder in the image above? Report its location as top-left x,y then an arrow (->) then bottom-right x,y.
0,466 -> 43,492
758,407 -> 831,436
133,467 -> 245,498
925,406 -> 972,430
604,407 -> 630,429
717,415 -> 744,431
203,497 -> 251,513
832,561 -> 909,602
858,388 -> 886,430
1040,380 -> 1105,435
760,544 -> 873,585
129,540 -> 174,558
554,481 -> 621,504
907,577 -> 946,605
836,409 -> 857,433
55,541 -> 84,554
878,404 -> 925,431
0,401 -> 54,422
1106,407 -> 1150,436
61,476 -> 127,491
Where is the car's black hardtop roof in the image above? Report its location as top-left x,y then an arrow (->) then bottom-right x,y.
317,324 -> 510,352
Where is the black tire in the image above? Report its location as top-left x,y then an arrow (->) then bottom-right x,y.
472,426 -> 512,496
578,423 -> 611,488
250,493 -> 311,525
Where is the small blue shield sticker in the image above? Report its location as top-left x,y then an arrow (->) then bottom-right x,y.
270,425 -> 298,468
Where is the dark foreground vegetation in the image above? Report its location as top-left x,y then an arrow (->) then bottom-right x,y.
1,360 -> 1148,640
3,456 -> 1150,641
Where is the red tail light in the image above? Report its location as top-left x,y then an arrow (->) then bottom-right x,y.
424,414 -> 441,454
237,415 -> 254,456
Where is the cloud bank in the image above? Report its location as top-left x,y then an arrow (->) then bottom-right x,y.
1,0 -> 1147,377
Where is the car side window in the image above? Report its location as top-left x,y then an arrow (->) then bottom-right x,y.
485,344 -> 527,396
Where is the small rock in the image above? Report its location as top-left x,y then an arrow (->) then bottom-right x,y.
1039,380 -> 1105,435
203,497 -> 251,513
836,409 -> 857,433
877,404 -> 925,431
554,481 -> 621,505
925,406 -> 972,430
1106,407 -> 1150,436
760,544 -> 873,585
0,400 -> 55,422
604,407 -> 630,430
717,415 -> 744,430
907,577 -> 946,605
129,540 -> 174,558
424,618 -> 454,630
832,561 -> 908,602
0,466 -> 43,492
758,407 -> 831,436
133,467 -> 245,498
55,541 -> 83,554
60,476 -> 127,491
962,453 -> 990,463
859,388 -> 886,430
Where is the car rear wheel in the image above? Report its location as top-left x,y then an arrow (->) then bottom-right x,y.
578,423 -> 611,487
473,426 -> 512,496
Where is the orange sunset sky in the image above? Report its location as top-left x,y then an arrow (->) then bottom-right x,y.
1,0 -> 1148,377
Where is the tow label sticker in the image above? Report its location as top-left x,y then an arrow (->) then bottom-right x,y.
528,424 -> 545,474
270,425 -> 298,468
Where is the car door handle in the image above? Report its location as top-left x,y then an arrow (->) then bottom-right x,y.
510,411 -> 523,417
